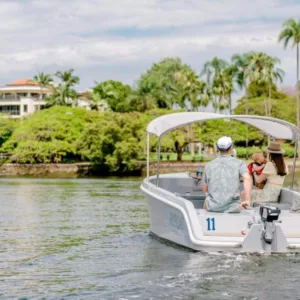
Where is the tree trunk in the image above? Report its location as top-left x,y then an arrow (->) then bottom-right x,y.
189,125 -> 195,157
244,82 -> 248,115
297,43 -> 300,128
244,82 -> 249,159
177,151 -> 183,161
264,98 -> 268,116
175,141 -> 183,161
268,82 -> 272,117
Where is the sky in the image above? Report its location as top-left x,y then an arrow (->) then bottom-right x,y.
1,0 -> 300,102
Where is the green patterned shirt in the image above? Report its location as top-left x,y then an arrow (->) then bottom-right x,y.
203,155 -> 248,212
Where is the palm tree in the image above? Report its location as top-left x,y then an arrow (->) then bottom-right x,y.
248,52 -> 283,116
201,57 -> 229,113
45,84 -> 77,107
213,66 -> 235,114
201,57 -> 228,84
55,69 -> 80,86
231,52 -> 254,115
47,69 -> 80,107
263,56 -> 284,116
33,73 -> 53,111
278,18 -> 300,127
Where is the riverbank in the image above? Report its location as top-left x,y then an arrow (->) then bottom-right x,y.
0,163 -> 92,178
0,159 -> 298,177
0,161 -> 204,177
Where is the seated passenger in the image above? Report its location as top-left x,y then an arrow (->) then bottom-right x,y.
248,152 -> 267,189
250,141 -> 288,204
202,136 -> 252,212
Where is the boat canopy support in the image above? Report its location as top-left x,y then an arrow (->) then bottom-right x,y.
145,112 -> 300,186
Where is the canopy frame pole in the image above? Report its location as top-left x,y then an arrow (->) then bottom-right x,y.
156,138 -> 161,186
146,133 -> 150,180
290,142 -> 298,189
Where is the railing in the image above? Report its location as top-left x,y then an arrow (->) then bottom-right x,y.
0,95 -> 20,100
0,110 -> 20,115
0,95 -> 47,101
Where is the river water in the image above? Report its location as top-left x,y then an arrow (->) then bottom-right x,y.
1,177 -> 300,300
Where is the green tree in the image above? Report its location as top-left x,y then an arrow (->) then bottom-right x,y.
201,57 -> 228,83
201,57 -> 230,112
0,118 -> 19,148
212,67 -> 234,113
137,57 -> 193,109
248,52 -> 283,116
77,112 -> 149,171
46,84 -> 77,107
79,90 -> 108,111
93,80 -> 132,112
55,69 -> 80,86
1,107 -> 98,163
263,56 -> 284,116
231,52 -> 254,114
46,69 -> 80,107
172,69 -> 210,111
235,95 -> 296,125
278,18 -> 300,127
126,91 -> 156,112
33,72 -> 53,111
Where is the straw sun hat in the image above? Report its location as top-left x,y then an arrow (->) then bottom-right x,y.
264,141 -> 285,154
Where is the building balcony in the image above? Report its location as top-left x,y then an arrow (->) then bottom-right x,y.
0,95 -> 48,101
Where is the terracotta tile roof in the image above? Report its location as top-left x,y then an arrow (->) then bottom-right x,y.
7,79 -> 39,86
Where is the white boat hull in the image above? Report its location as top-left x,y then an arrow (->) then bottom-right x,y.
141,173 -> 300,253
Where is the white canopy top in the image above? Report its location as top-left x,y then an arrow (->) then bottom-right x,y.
146,112 -> 300,141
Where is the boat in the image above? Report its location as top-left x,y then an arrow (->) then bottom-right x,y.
140,112 -> 300,253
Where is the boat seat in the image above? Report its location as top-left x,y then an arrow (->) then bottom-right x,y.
178,193 -> 206,209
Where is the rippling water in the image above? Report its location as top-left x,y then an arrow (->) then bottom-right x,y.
1,177 -> 300,299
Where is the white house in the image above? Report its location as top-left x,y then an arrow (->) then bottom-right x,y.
0,79 -> 109,118
0,79 -> 51,118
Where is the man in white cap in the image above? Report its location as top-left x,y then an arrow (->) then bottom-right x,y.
202,136 -> 252,212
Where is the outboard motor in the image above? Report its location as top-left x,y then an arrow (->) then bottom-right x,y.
259,205 -> 281,244
243,205 -> 288,252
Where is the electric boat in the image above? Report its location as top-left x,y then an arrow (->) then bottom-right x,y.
140,112 -> 300,253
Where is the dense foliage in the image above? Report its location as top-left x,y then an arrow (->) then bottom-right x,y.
93,80 -> 132,112
0,107 -> 172,170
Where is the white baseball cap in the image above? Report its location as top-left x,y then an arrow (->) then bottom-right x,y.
217,136 -> 233,150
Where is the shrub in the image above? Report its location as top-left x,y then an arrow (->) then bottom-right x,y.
281,143 -> 295,158
235,147 -> 263,159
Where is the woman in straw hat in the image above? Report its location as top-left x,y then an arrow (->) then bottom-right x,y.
250,141 -> 288,204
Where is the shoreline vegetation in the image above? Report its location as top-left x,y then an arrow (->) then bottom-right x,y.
0,159 -> 299,178
0,18 -> 300,177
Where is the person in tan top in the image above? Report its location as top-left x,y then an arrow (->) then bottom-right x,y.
251,141 -> 288,204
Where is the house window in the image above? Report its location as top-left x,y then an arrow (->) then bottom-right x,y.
23,105 -> 28,113
0,105 -> 20,115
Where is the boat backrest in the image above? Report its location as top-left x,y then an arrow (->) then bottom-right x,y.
150,176 -> 202,194
279,188 -> 295,205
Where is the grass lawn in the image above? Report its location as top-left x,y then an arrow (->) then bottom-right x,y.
148,152 -> 212,162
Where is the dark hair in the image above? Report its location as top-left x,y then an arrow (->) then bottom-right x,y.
269,153 -> 287,176
218,146 -> 231,153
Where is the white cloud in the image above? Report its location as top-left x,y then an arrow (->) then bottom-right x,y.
0,0 -> 299,92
